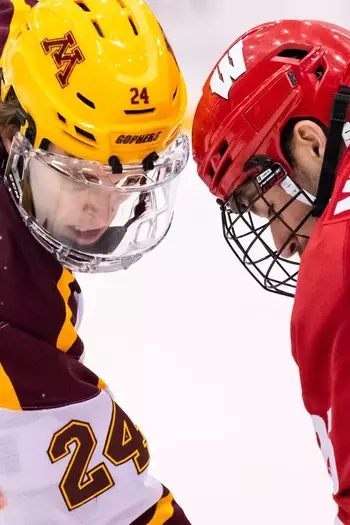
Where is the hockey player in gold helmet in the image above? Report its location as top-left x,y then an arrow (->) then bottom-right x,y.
1,0 -> 188,271
0,0 -> 190,522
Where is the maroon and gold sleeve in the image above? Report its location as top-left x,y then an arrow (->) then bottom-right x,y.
0,178 -> 102,410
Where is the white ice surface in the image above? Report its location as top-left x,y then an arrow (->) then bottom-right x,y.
78,158 -> 336,524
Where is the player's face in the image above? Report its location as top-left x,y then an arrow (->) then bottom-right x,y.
30,144 -> 128,247
248,183 -> 317,257
234,179 -> 317,258
239,120 -> 326,257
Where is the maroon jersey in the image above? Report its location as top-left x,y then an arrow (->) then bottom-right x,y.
292,148 -> 350,524
0,170 -> 100,409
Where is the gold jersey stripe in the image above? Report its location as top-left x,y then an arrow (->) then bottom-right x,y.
98,377 -> 108,390
56,267 -> 78,352
147,491 -> 175,524
0,363 -> 21,410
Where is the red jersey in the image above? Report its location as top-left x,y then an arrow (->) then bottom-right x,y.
292,148 -> 350,524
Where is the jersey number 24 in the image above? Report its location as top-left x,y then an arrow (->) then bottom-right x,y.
47,400 -> 150,510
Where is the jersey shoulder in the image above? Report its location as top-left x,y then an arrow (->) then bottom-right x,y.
291,168 -> 350,364
297,157 -> 350,298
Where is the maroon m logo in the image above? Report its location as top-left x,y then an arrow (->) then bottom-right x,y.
41,31 -> 85,88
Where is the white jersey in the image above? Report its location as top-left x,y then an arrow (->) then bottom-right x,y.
0,391 -> 163,525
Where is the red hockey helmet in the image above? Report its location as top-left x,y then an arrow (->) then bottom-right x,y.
192,19 -> 350,297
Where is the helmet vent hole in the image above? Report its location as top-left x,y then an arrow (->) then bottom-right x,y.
173,87 -> 178,100
208,164 -> 215,178
76,2 -> 90,11
75,126 -> 96,142
277,49 -> 308,60
315,65 -> 325,80
128,17 -> 138,36
287,71 -> 298,86
219,140 -> 229,157
63,130 -> 95,147
57,113 -> 66,123
217,157 -> 232,181
77,92 -> 95,109
124,108 -> 155,115
92,21 -> 104,37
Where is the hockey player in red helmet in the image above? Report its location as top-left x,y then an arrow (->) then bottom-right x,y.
193,19 -> 350,524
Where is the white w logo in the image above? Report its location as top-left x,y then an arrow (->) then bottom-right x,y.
210,40 -> 246,100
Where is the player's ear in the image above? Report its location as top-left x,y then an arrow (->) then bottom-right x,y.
293,120 -> 326,159
286,119 -> 326,196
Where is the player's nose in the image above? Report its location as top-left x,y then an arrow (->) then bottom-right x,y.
82,191 -> 117,223
269,219 -> 298,259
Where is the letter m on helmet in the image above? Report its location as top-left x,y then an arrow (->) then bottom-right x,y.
41,31 -> 85,88
210,40 -> 246,99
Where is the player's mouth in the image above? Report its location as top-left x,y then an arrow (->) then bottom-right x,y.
67,226 -> 108,245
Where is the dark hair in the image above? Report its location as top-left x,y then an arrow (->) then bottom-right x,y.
280,116 -> 328,168
0,88 -> 22,141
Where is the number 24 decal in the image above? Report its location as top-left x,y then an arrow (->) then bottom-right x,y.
130,87 -> 150,105
48,401 -> 149,510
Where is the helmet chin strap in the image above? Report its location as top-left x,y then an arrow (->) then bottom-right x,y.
280,175 -> 315,205
312,85 -> 350,217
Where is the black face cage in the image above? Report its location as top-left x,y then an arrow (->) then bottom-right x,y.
219,162 -> 314,298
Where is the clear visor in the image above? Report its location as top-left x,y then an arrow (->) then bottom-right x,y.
5,131 -> 189,272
